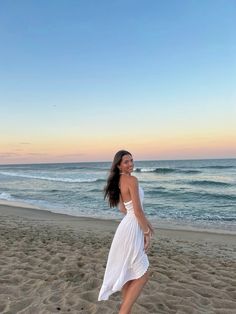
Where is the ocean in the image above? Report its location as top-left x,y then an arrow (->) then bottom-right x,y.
0,158 -> 235,234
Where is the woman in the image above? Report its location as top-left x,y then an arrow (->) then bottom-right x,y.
98,150 -> 154,314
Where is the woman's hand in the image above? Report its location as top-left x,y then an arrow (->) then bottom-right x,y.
147,220 -> 154,237
144,234 -> 151,253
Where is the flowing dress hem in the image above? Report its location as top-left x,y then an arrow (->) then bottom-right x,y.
98,262 -> 149,301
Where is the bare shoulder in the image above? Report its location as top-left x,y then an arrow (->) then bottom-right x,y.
127,175 -> 139,187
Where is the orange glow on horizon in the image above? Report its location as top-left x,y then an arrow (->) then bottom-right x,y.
0,136 -> 236,164
0,130 -> 235,164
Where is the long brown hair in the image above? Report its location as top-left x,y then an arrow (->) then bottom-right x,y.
104,150 -> 132,208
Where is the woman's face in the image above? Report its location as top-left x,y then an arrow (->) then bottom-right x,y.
118,154 -> 134,174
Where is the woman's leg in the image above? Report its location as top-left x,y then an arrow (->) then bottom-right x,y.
121,280 -> 133,300
119,272 -> 149,314
120,280 -> 133,314
120,281 -> 133,314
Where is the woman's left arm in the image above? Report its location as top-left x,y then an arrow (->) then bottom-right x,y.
146,219 -> 155,236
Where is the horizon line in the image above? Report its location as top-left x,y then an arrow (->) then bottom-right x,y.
0,156 -> 236,166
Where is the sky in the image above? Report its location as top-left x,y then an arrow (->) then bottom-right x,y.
0,0 -> 235,164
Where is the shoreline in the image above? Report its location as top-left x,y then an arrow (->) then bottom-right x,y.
0,198 -> 235,236
1,202 -> 236,250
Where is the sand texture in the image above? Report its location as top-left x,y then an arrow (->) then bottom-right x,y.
0,203 -> 236,314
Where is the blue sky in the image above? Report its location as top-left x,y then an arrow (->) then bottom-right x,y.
0,0 -> 235,163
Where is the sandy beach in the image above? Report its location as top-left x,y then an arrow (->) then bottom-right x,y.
0,202 -> 236,314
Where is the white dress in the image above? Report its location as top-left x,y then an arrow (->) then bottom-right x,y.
98,186 -> 149,301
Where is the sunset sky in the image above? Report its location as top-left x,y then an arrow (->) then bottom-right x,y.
0,0 -> 235,164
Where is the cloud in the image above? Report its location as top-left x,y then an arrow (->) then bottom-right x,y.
27,153 -> 49,156
0,152 -> 49,158
0,152 -> 19,158
60,153 -> 85,157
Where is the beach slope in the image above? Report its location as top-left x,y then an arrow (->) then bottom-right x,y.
0,203 -> 236,314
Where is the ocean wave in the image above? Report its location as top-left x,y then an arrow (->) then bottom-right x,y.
143,209 -> 236,224
193,190 -> 236,201
0,192 -> 13,201
182,170 -> 201,174
199,165 -> 234,169
143,167 -> 177,173
0,171 -> 105,183
89,188 -> 102,192
154,168 -> 176,173
145,187 -> 166,194
188,180 -> 232,187
200,216 -> 236,222
146,188 -> 236,201
0,164 -> 109,172
134,167 -> 201,174
134,167 -> 157,172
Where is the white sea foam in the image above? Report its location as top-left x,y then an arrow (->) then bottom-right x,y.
134,167 -> 157,172
0,171 -> 100,183
0,192 -> 13,201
